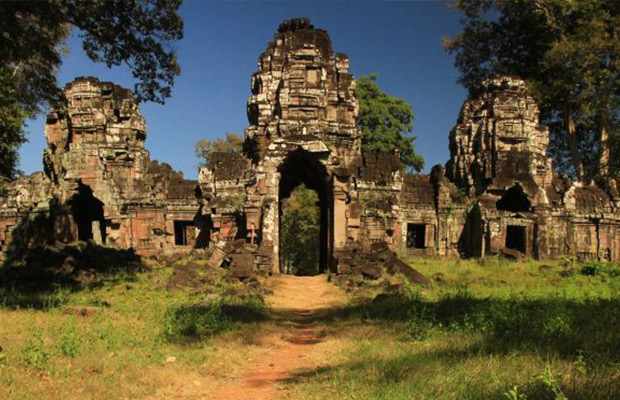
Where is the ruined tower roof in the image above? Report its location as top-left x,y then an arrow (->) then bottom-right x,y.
278,18 -> 315,33
245,17 -> 359,162
446,74 -> 551,197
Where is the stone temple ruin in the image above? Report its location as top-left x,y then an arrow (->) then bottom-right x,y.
2,18 -> 620,277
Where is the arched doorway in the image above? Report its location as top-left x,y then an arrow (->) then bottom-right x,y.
69,182 -> 106,244
278,149 -> 331,275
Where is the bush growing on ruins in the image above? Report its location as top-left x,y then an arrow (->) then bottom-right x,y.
0,0 -> 184,182
355,74 -> 425,172
195,132 -> 245,166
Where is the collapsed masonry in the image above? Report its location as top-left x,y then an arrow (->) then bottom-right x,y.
2,18 -> 620,276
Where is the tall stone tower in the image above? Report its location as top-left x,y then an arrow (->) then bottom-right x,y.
199,18 -> 364,274
446,76 -> 552,198
245,17 -> 360,164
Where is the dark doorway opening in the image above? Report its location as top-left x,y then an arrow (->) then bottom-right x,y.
278,149 -> 330,276
496,184 -> 531,212
174,220 -> 196,246
70,182 -> 106,244
406,223 -> 426,249
506,225 -> 526,254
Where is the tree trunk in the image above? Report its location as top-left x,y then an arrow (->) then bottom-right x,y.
600,122 -> 610,178
562,107 -> 584,180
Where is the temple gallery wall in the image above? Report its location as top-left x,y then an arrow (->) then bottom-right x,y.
2,18 -> 620,276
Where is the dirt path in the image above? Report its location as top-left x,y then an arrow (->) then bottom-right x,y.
207,275 -> 347,400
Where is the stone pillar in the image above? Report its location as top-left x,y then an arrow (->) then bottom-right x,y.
333,176 -> 348,250
91,221 -> 101,244
263,199 -> 279,274
260,170 -> 280,274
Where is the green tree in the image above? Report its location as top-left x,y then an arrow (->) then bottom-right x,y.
280,184 -> 320,276
0,0 -> 184,183
195,133 -> 245,166
355,74 -> 425,172
445,0 -> 620,184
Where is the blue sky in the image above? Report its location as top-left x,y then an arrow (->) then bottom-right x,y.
19,1 -> 467,180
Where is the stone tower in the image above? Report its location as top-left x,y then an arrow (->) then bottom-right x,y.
245,17 -> 360,164
198,18 -> 364,274
446,76 -> 552,198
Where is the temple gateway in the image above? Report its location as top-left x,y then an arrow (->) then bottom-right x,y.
2,18 -> 620,276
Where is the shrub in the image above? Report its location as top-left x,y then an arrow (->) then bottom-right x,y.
404,306 -> 434,341
580,263 -> 601,276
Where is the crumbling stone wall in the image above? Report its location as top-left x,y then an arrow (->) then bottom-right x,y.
0,77 -> 198,262
446,76 -> 620,261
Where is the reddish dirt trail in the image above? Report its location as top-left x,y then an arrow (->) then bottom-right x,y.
207,275 -> 346,400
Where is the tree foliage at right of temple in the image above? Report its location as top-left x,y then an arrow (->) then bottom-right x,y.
445,0 -> 620,186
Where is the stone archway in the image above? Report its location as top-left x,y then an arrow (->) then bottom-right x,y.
277,149 -> 332,275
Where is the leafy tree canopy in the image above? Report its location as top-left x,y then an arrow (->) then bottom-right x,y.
445,0 -> 620,183
0,0 -> 183,183
195,133 -> 245,166
356,74 -> 425,172
280,184 -> 320,276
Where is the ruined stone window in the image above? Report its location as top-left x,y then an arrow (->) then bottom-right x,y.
406,224 -> 426,249
174,220 -> 196,246
505,225 -> 526,254
496,185 -> 531,212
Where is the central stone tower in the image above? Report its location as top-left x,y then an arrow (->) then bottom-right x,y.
246,17 -> 360,162
198,18 -> 363,274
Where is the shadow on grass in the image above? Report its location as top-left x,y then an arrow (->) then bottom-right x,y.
162,296 -> 269,343
0,241 -> 145,309
279,342 -> 620,400
311,291 -> 620,365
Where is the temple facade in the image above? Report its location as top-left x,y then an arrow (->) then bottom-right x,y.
2,18 -> 620,273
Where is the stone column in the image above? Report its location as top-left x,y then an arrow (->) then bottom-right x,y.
333,176 -> 348,250
260,170 -> 280,274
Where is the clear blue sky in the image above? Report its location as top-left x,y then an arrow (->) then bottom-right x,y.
19,1 -> 467,180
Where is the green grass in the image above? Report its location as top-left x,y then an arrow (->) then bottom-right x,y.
3,255 -> 619,400
0,256 -> 267,400
289,257 -> 620,400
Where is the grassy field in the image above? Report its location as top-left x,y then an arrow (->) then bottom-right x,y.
287,257 -> 620,400
0,256 -> 269,400
1,255 -> 619,400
